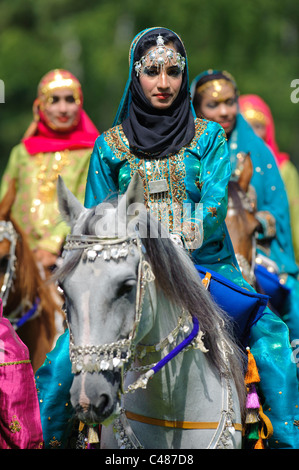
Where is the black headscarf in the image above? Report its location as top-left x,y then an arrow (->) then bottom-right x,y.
122,27 -> 195,158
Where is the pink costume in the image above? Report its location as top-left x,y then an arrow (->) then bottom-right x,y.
0,299 -> 43,448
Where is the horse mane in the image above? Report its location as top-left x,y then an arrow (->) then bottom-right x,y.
10,215 -> 57,340
138,214 -> 247,416
54,202 -> 246,416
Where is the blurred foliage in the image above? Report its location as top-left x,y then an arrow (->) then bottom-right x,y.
1,0 -> 299,178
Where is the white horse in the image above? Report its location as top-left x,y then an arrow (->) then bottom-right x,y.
55,174 -> 246,449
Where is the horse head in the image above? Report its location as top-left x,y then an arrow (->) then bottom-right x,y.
225,153 -> 260,286
56,174 -> 156,425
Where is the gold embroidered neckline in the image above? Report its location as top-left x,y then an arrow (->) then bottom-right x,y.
102,119 -> 208,240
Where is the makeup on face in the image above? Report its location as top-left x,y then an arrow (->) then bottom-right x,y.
41,88 -> 81,131
196,81 -> 238,134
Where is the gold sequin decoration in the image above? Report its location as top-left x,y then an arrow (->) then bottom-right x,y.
49,436 -> 62,448
33,150 -> 71,203
9,415 -> 21,433
208,207 -> 217,218
103,118 -> 208,235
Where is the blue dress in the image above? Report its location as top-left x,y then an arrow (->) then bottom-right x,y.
228,113 -> 299,344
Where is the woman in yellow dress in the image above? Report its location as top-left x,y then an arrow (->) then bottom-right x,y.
0,69 -> 99,272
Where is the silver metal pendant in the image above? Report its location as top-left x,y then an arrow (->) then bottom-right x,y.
148,178 -> 168,195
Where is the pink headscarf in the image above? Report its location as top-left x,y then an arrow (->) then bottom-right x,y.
239,94 -> 289,167
22,69 -> 99,155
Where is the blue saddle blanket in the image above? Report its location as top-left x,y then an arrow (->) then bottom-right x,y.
195,265 -> 268,345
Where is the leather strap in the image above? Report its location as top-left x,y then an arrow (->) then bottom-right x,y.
125,410 -> 242,432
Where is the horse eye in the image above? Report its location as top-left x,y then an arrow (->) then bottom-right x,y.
117,280 -> 136,297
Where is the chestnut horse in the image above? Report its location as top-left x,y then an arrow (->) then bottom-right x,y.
225,155 -> 260,288
0,180 -> 59,372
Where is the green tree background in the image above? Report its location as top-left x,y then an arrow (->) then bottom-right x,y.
1,0 -> 299,179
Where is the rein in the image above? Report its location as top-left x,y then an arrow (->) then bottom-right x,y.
0,220 -> 41,329
0,220 -> 18,307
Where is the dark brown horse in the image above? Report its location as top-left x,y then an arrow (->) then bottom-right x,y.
225,154 -> 260,287
0,180 -> 60,372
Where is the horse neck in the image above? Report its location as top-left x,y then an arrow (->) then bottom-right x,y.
124,282 -> 221,422
136,281 -> 186,347
6,217 -> 54,313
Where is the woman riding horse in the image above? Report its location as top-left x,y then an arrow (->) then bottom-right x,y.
191,70 -> 299,350
36,28 -> 299,449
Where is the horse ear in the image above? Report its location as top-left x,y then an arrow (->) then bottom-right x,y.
238,152 -> 253,193
117,172 -> 144,215
57,175 -> 86,228
117,173 -> 146,235
0,179 -> 17,219
126,173 -> 145,207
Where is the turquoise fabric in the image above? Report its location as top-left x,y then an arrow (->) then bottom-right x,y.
229,113 -> 298,276
35,330 -> 74,448
250,312 -> 299,449
228,114 -> 299,345
84,119 -> 245,278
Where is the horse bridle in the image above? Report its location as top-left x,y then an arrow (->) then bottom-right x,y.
63,233 -> 240,449
63,234 -> 156,375
0,220 -> 18,308
0,220 -> 41,328
63,233 -> 207,385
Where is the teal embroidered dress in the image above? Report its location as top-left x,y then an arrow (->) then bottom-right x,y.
228,113 -> 299,345
229,113 -> 298,275
85,118 -> 245,284
35,29 -> 299,449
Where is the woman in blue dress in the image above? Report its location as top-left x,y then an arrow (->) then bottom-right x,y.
36,28 -> 299,449
191,70 -> 299,346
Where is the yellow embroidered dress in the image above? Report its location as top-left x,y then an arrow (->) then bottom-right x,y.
0,144 -> 91,255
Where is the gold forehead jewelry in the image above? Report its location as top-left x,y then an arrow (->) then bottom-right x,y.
196,79 -> 235,98
242,107 -> 267,126
134,34 -> 185,77
39,71 -> 81,105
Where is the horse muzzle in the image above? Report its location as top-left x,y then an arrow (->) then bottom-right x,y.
70,370 -> 122,424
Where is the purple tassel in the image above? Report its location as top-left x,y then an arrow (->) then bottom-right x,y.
87,443 -> 97,449
246,384 -> 260,409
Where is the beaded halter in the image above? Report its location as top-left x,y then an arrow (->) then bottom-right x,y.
0,221 -> 18,308
134,34 -> 185,77
63,234 -> 155,374
63,232 -> 207,389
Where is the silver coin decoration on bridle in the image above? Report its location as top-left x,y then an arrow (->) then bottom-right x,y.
62,234 -> 155,374
0,221 -> 18,307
